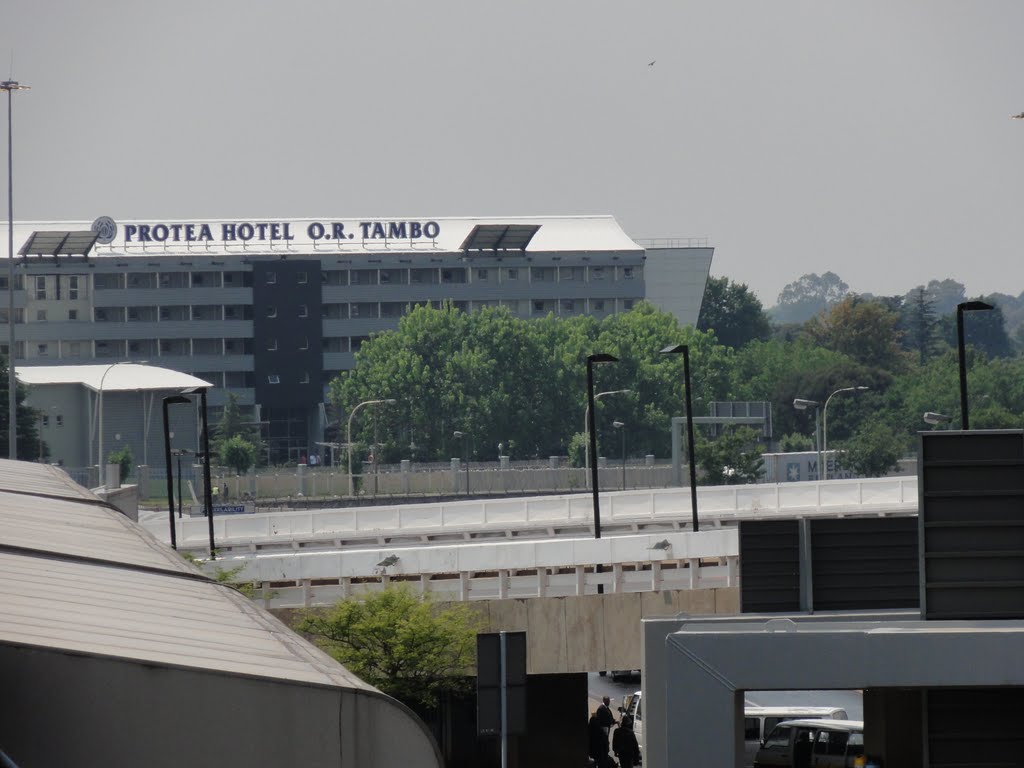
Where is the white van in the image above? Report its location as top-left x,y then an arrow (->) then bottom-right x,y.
620,694 -> 848,767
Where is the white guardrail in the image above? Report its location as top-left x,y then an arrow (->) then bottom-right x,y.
160,477 -> 918,553
209,529 -> 738,608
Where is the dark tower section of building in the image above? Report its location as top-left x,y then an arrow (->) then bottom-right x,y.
251,260 -> 322,462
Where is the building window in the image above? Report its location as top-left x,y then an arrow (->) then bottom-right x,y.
477,268 -> 489,281
562,300 -> 575,313
533,300 -> 545,313
594,300 -> 605,312
300,372 -> 310,384
35,276 -> 46,300
266,272 -> 277,285
507,268 -> 518,280
623,267 -> 635,280
68,309 -> 78,321
37,343 -> 48,356
41,415 -> 49,427
266,306 -> 277,318
56,414 -> 63,427
36,310 -> 46,322
69,342 -> 80,357
592,267 -> 605,280
268,338 -> 278,351
297,272 -> 307,285
267,374 -> 280,384
299,304 -> 308,318
68,276 -> 79,300
624,299 -> 635,310
350,304 -> 360,318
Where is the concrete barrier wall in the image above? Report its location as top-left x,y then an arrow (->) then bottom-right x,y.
168,477 -> 918,548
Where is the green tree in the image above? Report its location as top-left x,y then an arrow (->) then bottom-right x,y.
803,296 -> 909,372
298,586 -> 483,710
834,420 -> 905,478
770,271 -> 849,324
107,445 -> 134,481
937,297 -> 1014,359
777,432 -> 814,453
0,355 -> 41,460
220,435 -> 257,475
899,288 -> 940,364
697,276 -> 771,349
696,426 -> 765,485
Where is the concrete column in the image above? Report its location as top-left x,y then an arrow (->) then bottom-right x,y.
296,463 -> 308,496
400,459 -> 411,494
548,455 -> 559,469
499,455 -> 510,469
598,456 -> 607,468
136,464 -> 150,499
451,458 -> 461,493
104,463 -> 120,489
498,570 -> 509,599
645,454 -> 655,466
459,571 -> 470,601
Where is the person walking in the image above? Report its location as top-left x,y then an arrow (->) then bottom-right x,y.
613,716 -> 640,767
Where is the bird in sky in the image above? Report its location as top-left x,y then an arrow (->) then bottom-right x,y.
648,60 -> 656,67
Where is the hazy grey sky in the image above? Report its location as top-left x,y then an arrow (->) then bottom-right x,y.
3,1 -> 1023,305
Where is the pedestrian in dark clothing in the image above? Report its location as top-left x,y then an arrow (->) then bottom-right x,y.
588,713 -> 615,767
596,695 -> 617,735
613,718 -> 641,767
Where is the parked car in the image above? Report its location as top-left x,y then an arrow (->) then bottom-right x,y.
753,719 -> 864,768
621,693 -> 850,768
744,707 -> 849,767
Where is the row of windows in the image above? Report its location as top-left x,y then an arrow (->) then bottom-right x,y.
9,296 -> 638,325
15,336 -> 373,359
72,264 -> 641,289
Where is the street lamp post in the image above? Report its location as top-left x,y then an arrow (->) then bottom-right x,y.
957,300 -> 994,430
793,398 -> 822,480
346,398 -> 396,496
583,389 -> 631,487
822,386 -> 870,480
453,430 -> 470,496
162,394 -> 191,550
97,360 -> 147,488
613,421 -> 626,490
660,344 -> 700,532
2,80 -> 28,461
585,353 -> 618,543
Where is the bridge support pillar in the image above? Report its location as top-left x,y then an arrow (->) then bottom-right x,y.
575,566 -> 585,596
459,572 -> 469,600
498,570 -> 509,599
688,559 -> 699,589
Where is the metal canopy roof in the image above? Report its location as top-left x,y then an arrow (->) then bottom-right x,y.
19,229 -> 99,257
460,223 -> 541,251
16,364 -> 212,393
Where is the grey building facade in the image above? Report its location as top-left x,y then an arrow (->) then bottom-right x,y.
3,216 -> 712,463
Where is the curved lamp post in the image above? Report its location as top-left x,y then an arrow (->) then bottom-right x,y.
583,389 -> 631,487
453,430 -> 470,495
98,360 -> 147,488
661,344 -> 700,532
822,386 -> 869,479
162,395 -> 191,549
347,399 -> 395,496
586,354 -> 618,541
2,79 -> 29,460
613,421 -> 626,490
793,398 -> 822,481
957,300 -> 994,430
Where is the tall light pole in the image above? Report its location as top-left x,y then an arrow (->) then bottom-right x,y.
583,389 -> 630,486
586,353 -> 618,543
822,386 -> 869,479
97,360 -> 147,488
347,398 -> 395,496
793,398 -> 822,481
2,79 -> 29,460
957,300 -> 994,430
162,395 -> 191,549
613,421 -> 626,491
661,344 -> 700,532
453,430 -> 470,495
